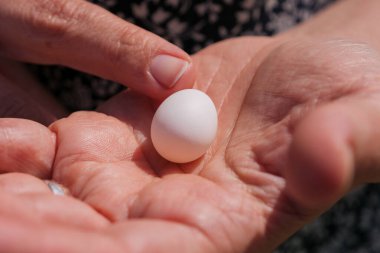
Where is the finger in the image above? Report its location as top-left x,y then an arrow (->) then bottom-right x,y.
0,216 -> 121,253
50,111 -> 156,221
0,173 -> 109,229
0,172 -> 50,194
0,216 -> 209,253
0,73 -> 57,125
0,118 -> 56,178
286,94 -> 380,211
0,0 -> 195,99
0,193 -> 109,230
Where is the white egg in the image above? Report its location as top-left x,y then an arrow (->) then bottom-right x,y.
151,89 -> 218,163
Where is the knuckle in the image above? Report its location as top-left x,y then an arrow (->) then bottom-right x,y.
29,0 -> 86,41
108,25 -> 153,69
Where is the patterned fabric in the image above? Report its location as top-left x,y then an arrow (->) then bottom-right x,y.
277,184 -> 380,253
93,0 -> 333,52
33,1 -> 380,252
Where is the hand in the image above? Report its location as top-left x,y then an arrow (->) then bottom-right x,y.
0,0 -> 194,99
2,37 -> 380,253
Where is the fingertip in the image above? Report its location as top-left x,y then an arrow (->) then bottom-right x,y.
148,54 -> 196,101
172,59 -> 196,91
286,105 -> 354,210
149,54 -> 189,88
0,119 -> 56,178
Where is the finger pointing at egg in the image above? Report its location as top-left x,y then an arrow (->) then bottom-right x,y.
0,0 -> 195,99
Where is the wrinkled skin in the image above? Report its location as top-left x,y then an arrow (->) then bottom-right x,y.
1,37 -> 380,253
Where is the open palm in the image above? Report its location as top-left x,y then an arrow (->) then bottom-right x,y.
2,37 -> 380,253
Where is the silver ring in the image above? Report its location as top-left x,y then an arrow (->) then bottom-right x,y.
46,181 -> 65,196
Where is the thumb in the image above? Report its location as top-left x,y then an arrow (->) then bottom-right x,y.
0,0 -> 195,99
286,95 -> 380,212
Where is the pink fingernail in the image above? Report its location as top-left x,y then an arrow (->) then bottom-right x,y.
149,55 -> 189,88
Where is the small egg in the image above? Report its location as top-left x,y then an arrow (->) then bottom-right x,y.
151,89 -> 218,163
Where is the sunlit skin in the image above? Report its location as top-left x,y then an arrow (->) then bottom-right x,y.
1,37 -> 380,253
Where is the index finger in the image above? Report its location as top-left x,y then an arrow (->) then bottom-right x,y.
0,0 -> 195,99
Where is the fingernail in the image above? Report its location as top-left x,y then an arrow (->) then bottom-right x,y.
149,55 -> 189,88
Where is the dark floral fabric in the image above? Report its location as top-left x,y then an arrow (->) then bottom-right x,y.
34,1 -> 380,252
34,0 -> 334,111
277,184 -> 380,253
